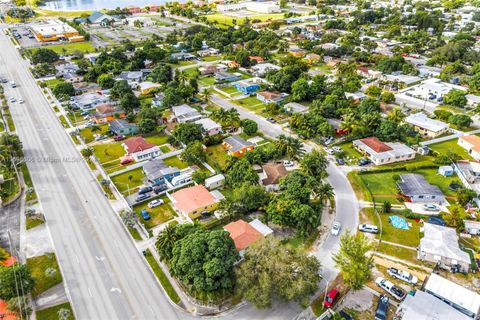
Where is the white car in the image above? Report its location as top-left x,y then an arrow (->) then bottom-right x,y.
375,277 -> 406,301
387,267 -> 418,285
148,199 -> 164,208
423,203 -> 439,211
283,160 -> 294,167
331,222 -> 341,236
18,99 -> 24,104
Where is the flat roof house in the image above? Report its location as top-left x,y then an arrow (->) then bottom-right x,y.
172,104 -> 202,123
109,119 -> 138,136
458,135 -> 480,161
418,223 -> 470,272
30,19 -> 82,42
397,173 -> 446,204
71,92 -> 110,110
194,118 -> 222,136
215,72 -> 241,83
256,91 -> 289,104
250,63 -> 280,77
122,137 -> 161,162
353,137 -> 416,165
169,184 -> 222,220
423,273 -> 480,318
138,81 -> 161,95
404,112 -> 449,138
222,135 -> 255,157
234,80 -> 261,95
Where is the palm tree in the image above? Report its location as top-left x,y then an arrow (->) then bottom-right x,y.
318,183 -> 335,206
155,224 -> 177,261
275,135 -> 305,161
340,114 -> 358,133
387,108 -> 406,123
176,70 -> 187,84
201,88 -> 211,104
225,108 -> 240,127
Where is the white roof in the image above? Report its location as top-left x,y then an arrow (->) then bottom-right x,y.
353,139 -> 416,160
194,118 -> 221,131
399,290 -> 471,320
425,273 -> 480,317
30,19 -> 77,37
405,112 -> 448,133
466,94 -> 480,103
385,74 -> 422,85
210,190 -> 225,202
249,219 -> 273,236
420,223 -> 470,264
138,81 -> 161,91
204,174 -> 225,184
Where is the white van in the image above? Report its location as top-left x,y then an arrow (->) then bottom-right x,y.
358,224 -> 379,234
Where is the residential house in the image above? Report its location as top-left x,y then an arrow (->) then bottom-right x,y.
453,160 -> 480,193
404,112 -> 449,138
288,47 -> 307,57
256,91 -> 289,104
418,224 -> 471,272
92,104 -> 125,124
71,92 -> 110,110
86,11 -> 120,27
197,48 -> 220,57
55,62 -> 81,81
353,137 -> 416,165
118,71 -> 145,85
438,165 -> 454,177
194,118 -> 222,136
122,137 -> 161,162
305,53 -> 321,64
199,65 -> 220,75
228,61 -> 241,69
169,184 -> 223,219
152,93 -> 165,108
284,102 -> 308,114
63,73 -> 83,83
222,135 -> 255,157
126,6 -> 142,14
72,82 -> 101,94
138,81 -> 161,95
458,135 -> 480,161
423,273 -> 480,318
170,52 -> 196,61
384,74 -> 422,86
234,80 -> 261,95
109,119 -> 139,136
260,162 -> 288,191
466,94 -> 480,108
204,174 -> 225,190
356,67 -> 382,79
345,91 -> 366,102
249,56 -> 264,64
397,174 -> 446,204
215,72 -> 241,83
464,220 -> 480,235
250,63 -> 280,77
172,104 -> 202,123
142,158 -> 179,187
396,290 -> 471,320
224,219 -> 273,254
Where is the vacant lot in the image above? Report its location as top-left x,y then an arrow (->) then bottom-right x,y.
111,167 -> 145,194
206,144 -> 229,170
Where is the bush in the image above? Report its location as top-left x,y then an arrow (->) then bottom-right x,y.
242,119 -> 258,136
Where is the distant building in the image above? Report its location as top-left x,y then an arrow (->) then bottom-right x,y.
397,173 -> 446,203
458,135 -> 480,160
86,11 -> 121,27
30,19 -> 82,42
222,135 -> 255,157
234,80 -> 261,95
250,62 -> 280,77
172,104 -> 202,123
215,72 -> 241,83
404,112 -> 449,138
71,92 -> 110,110
353,137 -> 416,165
217,1 -> 281,13
170,52 -> 196,61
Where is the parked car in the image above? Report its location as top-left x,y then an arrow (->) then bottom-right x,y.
358,158 -> 371,166
283,160 -> 294,167
148,199 -> 164,208
138,186 -> 153,195
428,216 -> 446,227
94,135 -> 108,141
423,203 -> 439,212
80,111 -> 90,116
375,277 -> 406,301
140,209 -> 151,220
338,310 -> 353,320
323,288 -> 339,308
267,117 -> 276,123
326,148 -> 334,155
8,97 -> 16,102
331,222 -> 341,236
335,158 -> 345,165
387,267 -> 418,284
113,135 -> 126,141
135,193 -> 150,202
358,224 -> 379,234
332,146 -> 342,153
374,295 -> 389,320
18,99 -> 24,104
153,185 -> 168,194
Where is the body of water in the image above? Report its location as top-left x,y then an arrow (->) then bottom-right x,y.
39,0 -> 177,11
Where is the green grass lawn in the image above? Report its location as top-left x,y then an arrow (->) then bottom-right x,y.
27,253 -> 63,297
234,96 -> 266,112
111,167 -> 145,194
92,142 -> 125,164
66,110 -> 85,125
377,242 -> 419,263
202,56 -> 223,62
36,41 -> 96,55
144,134 -> 169,146
26,216 -> 45,230
144,249 -> 181,304
204,13 -> 285,26
163,156 -> 189,169
429,138 -> 473,160
36,302 -> 74,320
58,115 -> 70,128
44,78 -> 64,90
183,66 -> 199,78
219,86 -> 240,95
133,195 -> 176,229
361,208 -> 421,247
79,125 -> 109,144
206,144 -> 229,170
198,76 -> 215,86
338,141 -> 363,161
160,145 -> 172,153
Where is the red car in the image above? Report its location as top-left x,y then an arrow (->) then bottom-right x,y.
323,288 -> 339,308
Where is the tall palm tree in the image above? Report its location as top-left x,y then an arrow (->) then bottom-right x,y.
155,224 -> 177,261
225,108 -> 240,127
275,135 -> 305,161
176,70 -> 188,84
340,114 -> 358,133
387,108 -> 406,123
201,88 -> 211,104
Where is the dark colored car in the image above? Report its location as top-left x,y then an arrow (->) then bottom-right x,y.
135,193 -> 150,202
339,310 -> 353,320
113,135 -> 126,141
428,216 -> 446,227
358,158 -> 371,166
153,184 -> 168,194
323,288 -> 339,308
138,186 -> 153,195
336,158 -> 345,165
141,209 -> 151,220
375,295 -> 389,320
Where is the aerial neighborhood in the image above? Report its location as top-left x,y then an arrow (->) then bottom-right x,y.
2,0 -> 480,319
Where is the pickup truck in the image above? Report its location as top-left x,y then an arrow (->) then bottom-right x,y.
375,277 -> 406,301
387,268 -> 418,284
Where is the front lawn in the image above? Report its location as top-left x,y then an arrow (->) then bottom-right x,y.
91,142 -> 125,164
206,144 -> 229,170
338,142 -> 363,161
144,134 -> 169,146
202,56 -> 223,62
111,167 -> 145,194
198,76 -> 215,86
26,253 -> 63,297
32,41 -> 95,55
44,78 -> 65,90
133,195 -> 176,229
163,156 -> 189,169
36,302 -> 74,320
377,242 -> 418,263
233,96 -> 266,112
79,125 -> 109,144
429,138 -> 473,160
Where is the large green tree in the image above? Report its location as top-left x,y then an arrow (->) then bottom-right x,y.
220,183 -> 270,219
236,237 -> 320,308
0,263 -> 35,300
181,141 -> 207,165
172,122 -> 203,145
31,48 -> 59,64
301,149 -> 328,179
225,158 -> 259,188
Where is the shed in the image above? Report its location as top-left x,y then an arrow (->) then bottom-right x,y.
204,174 -> 225,190
438,165 -> 454,177
464,220 -> 480,235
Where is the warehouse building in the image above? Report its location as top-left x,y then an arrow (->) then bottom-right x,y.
30,19 -> 83,42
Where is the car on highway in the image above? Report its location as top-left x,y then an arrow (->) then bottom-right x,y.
331,222 -> 341,236
423,203 -> 439,211
374,295 -> 389,320
18,99 -> 24,104
138,186 -> 153,195
375,277 -> 406,301
387,267 -> 418,284
323,288 -> 339,308
135,193 -> 150,202
10,81 -> 16,88
140,209 -> 151,220
8,97 -> 16,102
358,224 -> 379,234
148,199 -> 164,208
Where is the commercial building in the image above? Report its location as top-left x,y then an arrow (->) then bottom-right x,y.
423,273 -> 480,318
352,137 -> 416,165
30,19 -> 83,42
404,112 -> 449,138
458,135 -> 480,161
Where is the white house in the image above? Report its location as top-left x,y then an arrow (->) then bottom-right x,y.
464,220 -> 480,235
458,135 -> 480,161
353,137 -> 416,165
122,137 -> 161,162
404,112 -> 449,138
204,174 -> 225,190
172,104 -> 203,123
194,118 -> 222,136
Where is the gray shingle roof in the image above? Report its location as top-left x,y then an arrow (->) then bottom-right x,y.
397,174 -> 444,197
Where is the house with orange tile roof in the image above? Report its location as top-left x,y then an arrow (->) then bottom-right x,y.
92,104 -> 126,124
459,135 -> 480,160
249,56 -> 265,63
224,219 -> 273,254
0,299 -> 17,320
121,137 -> 160,162
353,137 -> 415,165
169,184 -> 223,219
